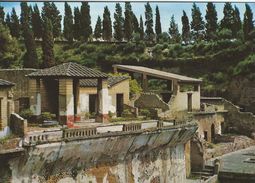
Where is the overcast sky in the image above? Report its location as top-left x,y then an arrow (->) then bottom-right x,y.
1,2 -> 254,32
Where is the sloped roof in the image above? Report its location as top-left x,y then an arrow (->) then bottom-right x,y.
80,76 -> 129,88
113,65 -> 202,83
28,62 -> 108,79
0,79 -> 15,87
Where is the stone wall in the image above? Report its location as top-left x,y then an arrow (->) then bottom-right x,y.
6,124 -> 197,183
9,113 -> 27,137
223,99 -> 255,135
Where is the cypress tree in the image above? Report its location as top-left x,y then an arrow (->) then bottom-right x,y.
243,3 -> 254,40
124,2 -> 133,41
80,2 -> 92,41
144,2 -> 154,41
181,11 -> 190,44
20,2 -> 38,68
169,15 -> 180,43
220,3 -> 234,32
42,17 -> 55,68
73,7 -> 81,40
42,2 -> 62,38
63,2 -> 73,43
191,3 -> 204,40
232,6 -> 241,38
155,5 -> 162,38
132,14 -> 139,33
0,6 -> 4,24
205,2 -> 218,40
102,6 -> 112,41
31,5 -> 42,39
114,3 -> 124,41
5,13 -> 11,32
94,16 -> 102,40
139,15 -> 144,40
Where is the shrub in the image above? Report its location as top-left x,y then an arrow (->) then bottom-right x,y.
19,108 -> 33,120
129,79 -> 142,98
41,112 -> 56,121
139,109 -> 150,117
121,109 -> 133,118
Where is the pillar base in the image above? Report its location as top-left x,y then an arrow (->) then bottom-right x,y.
96,114 -> 110,123
59,115 -> 75,128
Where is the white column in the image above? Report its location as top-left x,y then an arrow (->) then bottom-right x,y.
96,78 -> 109,123
35,79 -> 41,116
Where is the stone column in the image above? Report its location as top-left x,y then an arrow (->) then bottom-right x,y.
96,78 -> 109,123
73,79 -> 81,122
59,79 -> 74,127
142,73 -> 148,91
29,79 -> 41,116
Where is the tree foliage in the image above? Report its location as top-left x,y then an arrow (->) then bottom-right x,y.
144,2 -> 154,41
102,6 -> 112,41
80,2 -> 92,41
205,2 -> 218,40
0,6 -> 4,24
114,3 -> 124,41
0,22 -> 21,68
124,2 -> 133,41
181,11 -> 190,44
139,15 -> 144,40
42,18 -> 55,68
155,5 -> 162,38
31,5 -> 42,39
191,3 -> 204,41
243,3 -> 254,40
63,2 -> 73,43
41,2 -> 62,38
73,7 -> 81,40
169,15 -> 180,43
94,16 -> 102,40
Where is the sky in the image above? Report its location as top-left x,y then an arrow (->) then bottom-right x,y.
0,2 -> 255,32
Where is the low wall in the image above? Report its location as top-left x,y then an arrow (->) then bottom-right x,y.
6,124 -> 197,183
10,113 -> 27,137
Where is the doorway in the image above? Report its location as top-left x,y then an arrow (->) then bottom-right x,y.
116,94 -> 124,117
187,93 -> 192,112
89,94 -> 97,114
211,124 -> 215,143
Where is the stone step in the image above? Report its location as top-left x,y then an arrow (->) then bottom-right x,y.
205,165 -> 214,169
192,171 -> 213,177
202,168 -> 214,173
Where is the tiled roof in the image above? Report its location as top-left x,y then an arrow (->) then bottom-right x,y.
27,62 -> 108,78
80,76 -> 129,87
113,65 -> 202,83
0,79 -> 15,87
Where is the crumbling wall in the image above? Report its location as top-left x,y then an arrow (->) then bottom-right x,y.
223,99 -> 255,135
7,125 -> 197,183
9,113 -> 27,137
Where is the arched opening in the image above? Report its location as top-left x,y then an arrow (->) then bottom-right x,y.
211,123 -> 215,143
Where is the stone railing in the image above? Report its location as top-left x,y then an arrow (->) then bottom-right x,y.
23,120 -> 175,146
63,127 -> 97,139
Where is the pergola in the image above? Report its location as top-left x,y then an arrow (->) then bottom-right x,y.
27,62 -> 109,127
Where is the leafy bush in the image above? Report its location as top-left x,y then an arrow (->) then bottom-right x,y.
19,108 -> 33,120
129,79 -> 142,98
121,109 -> 133,118
140,109 -> 150,117
41,112 -> 56,121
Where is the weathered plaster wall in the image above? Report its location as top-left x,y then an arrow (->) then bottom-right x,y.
7,125 -> 197,183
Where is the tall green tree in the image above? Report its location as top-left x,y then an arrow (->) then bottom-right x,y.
31,5 -> 42,39
80,2 -> 92,41
102,6 -> 112,41
20,2 -> 38,68
169,15 -> 180,43
232,6 -> 242,38
191,3 -> 204,40
113,3 -> 124,41
181,10 -> 190,44
0,6 -> 4,24
243,3 -> 254,40
132,14 -> 139,33
139,15 -> 144,40
220,3 -> 234,32
10,8 -> 20,38
5,13 -> 11,32
73,7 -> 81,40
94,16 -> 102,40
63,2 -> 73,43
205,2 -> 218,40
144,2 -> 154,41
42,18 -> 55,68
124,2 -> 133,41
41,2 -> 62,38
155,5 -> 162,38
0,22 -> 21,68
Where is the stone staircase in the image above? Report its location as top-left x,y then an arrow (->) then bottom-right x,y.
192,165 -> 215,181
